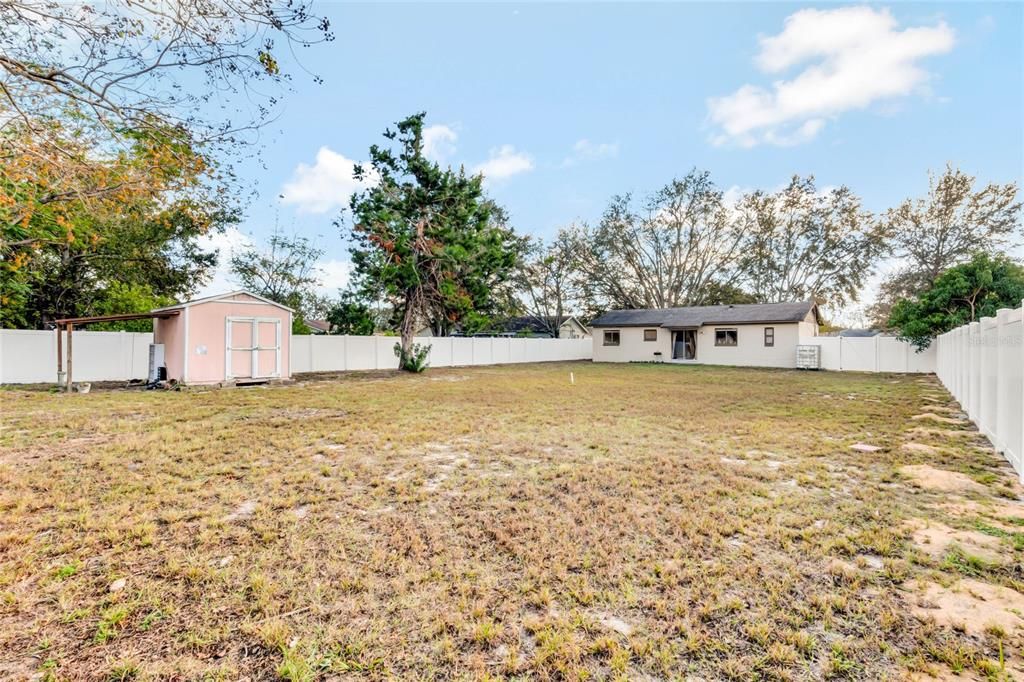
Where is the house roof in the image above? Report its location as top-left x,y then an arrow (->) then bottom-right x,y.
590,301 -> 819,328
150,290 -> 295,313
305,319 -> 330,333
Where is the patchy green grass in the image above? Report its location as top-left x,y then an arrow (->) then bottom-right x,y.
1,362 -> 1021,680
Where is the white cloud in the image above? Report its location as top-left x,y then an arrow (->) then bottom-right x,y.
194,227 -> 352,300
707,6 -> 955,147
315,259 -> 353,295
279,147 -> 375,214
422,124 -> 458,163
194,227 -> 251,297
472,145 -> 534,182
562,138 -> 619,167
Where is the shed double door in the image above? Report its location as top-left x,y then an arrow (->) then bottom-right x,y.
226,317 -> 281,380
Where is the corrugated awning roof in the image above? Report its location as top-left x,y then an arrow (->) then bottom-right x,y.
55,310 -> 180,325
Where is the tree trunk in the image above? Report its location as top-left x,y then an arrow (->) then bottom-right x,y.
398,287 -> 422,370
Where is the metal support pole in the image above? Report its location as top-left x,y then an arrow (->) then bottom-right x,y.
56,325 -> 64,387
65,323 -> 73,393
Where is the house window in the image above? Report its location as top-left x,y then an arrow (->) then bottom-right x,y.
643,329 -> 658,342
715,328 -> 738,347
603,330 -> 620,346
764,327 -> 775,347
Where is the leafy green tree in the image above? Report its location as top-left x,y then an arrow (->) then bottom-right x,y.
90,283 -> 175,332
2,0 -> 330,327
1,0 -> 331,236
229,230 -> 325,333
513,227 -> 587,338
698,281 -> 760,306
869,166 -> 1022,326
343,113 -> 522,370
327,292 -> 376,335
889,253 -> 1024,350
577,169 -> 745,310
737,176 -> 885,309
0,124 -> 228,327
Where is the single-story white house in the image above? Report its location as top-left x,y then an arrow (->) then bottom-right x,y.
590,301 -> 821,368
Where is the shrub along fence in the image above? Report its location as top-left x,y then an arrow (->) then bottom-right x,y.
0,329 -> 593,384
934,302 -> 1024,481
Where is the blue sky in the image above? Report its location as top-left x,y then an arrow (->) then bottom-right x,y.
202,2 -> 1023,320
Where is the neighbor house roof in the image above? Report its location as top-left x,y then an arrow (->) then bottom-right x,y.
305,319 -> 330,334
490,315 -> 587,336
590,301 -> 820,328
823,328 -> 880,338
151,290 -> 294,313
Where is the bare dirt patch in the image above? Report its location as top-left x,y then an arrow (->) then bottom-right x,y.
907,426 -> 981,440
908,669 -> 985,681
905,578 -> 1024,635
902,442 -> 942,455
911,412 -> 969,425
907,520 -> 1006,564
899,464 -> 989,494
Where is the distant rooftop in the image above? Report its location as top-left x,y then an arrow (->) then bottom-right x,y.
823,328 -> 880,338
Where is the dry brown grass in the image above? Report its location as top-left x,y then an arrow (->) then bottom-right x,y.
1,362 -> 1022,680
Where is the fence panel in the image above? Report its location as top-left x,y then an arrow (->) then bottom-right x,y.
0,328 -> 593,383
934,302 -> 1024,482
428,338 -> 452,367
0,329 -> 154,384
979,317 -> 999,443
812,337 -> 842,370
877,337 -> 908,373
841,338 -> 877,371
451,338 -> 474,366
1000,312 -> 1023,472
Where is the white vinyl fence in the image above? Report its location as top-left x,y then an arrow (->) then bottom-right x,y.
0,329 -> 154,384
797,335 -> 936,373
290,335 -> 592,373
934,303 -> 1024,480
0,329 -> 592,384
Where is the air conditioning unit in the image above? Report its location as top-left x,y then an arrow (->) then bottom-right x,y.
796,344 -> 821,370
148,343 -> 166,382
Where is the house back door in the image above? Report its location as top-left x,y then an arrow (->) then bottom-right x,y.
684,330 -> 697,360
674,330 -> 697,360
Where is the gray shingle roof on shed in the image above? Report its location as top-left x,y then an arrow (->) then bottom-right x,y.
590,301 -> 818,328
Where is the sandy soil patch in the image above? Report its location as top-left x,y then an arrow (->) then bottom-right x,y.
907,669 -> 984,681
902,442 -> 942,455
899,465 -> 988,495
907,520 -> 1005,564
907,427 -> 980,440
904,578 -> 1024,635
913,411 -> 966,421
911,413 -> 968,425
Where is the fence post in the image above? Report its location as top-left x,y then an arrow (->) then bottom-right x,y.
995,309 -> 1010,454
967,322 -> 978,418
950,327 -> 957,398
960,325 -> 968,406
